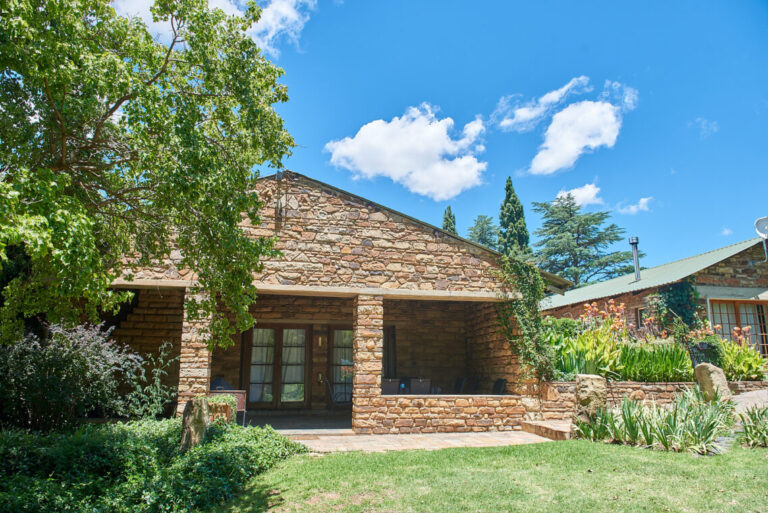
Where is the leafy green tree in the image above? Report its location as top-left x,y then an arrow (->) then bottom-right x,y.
442,206 -> 457,235
0,0 -> 293,346
498,177 -> 530,258
467,215 -> 498,250
532,194 -> 636,286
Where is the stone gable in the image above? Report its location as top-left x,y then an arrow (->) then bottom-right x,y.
244,172 -> 503,293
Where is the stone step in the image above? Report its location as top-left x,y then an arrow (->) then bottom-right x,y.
520,420 -> 572,441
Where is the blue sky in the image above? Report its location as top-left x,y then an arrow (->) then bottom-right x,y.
119,0 -> 768,267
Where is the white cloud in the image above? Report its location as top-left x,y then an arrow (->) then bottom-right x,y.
112,0 -> 315,56
617,197 -> 653,215
600,80 -> 639,111
324,104 -> 487,201
494,76 -> 591,132
248,0 -> 316,56
557,183 -> 603,206
721,227 -> 733,236
529,101 -> 621,175
690,117 -> 719,139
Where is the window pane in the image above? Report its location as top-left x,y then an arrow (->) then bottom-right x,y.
281,329 -> 305,403
249,383 -> 273,402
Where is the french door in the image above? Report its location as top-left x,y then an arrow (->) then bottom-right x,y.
243,325 -> 310,408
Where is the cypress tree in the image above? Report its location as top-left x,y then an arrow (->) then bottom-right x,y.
498,177 -> 530,257
442,206 -> 457,235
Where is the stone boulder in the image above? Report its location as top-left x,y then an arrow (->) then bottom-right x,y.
574,374 -> 607,423
180,396 -> 210,452
694,363 -> 732,402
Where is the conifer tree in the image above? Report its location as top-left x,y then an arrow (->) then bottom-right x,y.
498,177 -> 530,257
442,206 -> 457,235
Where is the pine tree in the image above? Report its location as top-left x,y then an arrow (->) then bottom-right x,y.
532,193 -> 637,286
442,206 -> 457,235
498,177 -> 530,258
467,215 -> 498,250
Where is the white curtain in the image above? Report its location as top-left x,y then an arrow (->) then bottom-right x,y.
249,328 -> 275,402
281,329 -> 305,402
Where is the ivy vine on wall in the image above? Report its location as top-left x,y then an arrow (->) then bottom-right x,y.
495,256 -> 555,380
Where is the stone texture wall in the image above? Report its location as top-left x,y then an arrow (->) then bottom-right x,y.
110,288 -> 183,389
178,289 -> 212,405
694,243 -> 768,288
536,380 -> 768,421
364,395 -> 526,434
352,295 -> 384,433
127,172 -> 503,294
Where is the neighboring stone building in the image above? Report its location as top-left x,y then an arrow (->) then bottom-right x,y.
541,238 -> 768,355
109,171 -> 570,434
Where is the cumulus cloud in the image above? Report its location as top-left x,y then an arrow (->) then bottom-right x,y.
518,79 -> 638,175
721,227 -> 733,236
324,104 -> 487,201
493,76 -> 591,132
690,117 -> 719,139
112,0 -> 315,56
529,101 -> 621,175
617,197 -> 653,215
557,183 -> 603,206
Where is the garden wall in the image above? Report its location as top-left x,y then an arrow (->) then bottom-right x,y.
357,395 -> 527,434
536,380 -> 768,421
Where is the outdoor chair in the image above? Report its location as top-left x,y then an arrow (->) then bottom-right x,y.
492,378 -> 507,395
324,376 -> 352,409
381,378 -> 400,395
410,378 -> 431,394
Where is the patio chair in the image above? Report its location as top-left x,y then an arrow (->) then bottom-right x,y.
324,377 -> 352,409
492,378 -> 507,395
382,378 -> 400,395
410,378 -> 431,394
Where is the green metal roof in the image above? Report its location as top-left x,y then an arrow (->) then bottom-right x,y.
540,238 -> 763,310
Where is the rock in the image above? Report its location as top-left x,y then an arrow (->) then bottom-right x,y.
629,389 -> 646,402
694,363 -> 732,402
180,396 -> 210,452
733,390 -> 768,414
574,374 -> 607,422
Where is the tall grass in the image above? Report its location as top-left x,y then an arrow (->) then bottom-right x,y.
575,388 -> 734,454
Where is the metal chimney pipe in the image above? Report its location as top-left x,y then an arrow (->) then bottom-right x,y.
629,236 -> 640,282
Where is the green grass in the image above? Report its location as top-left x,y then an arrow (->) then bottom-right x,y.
224,440 -> 768,513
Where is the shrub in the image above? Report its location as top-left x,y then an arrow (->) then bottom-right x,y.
124,341 -> 180,419
617,341 -> 693,382
0,419 -> 305,513
0,324 -> 143,431
720,339 -> 766,381
739,406 -> 768,448
575,388 -> 734,454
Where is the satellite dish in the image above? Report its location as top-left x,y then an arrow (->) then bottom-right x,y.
756,217 -> 768,240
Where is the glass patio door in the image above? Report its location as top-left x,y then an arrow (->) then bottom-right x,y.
246,326 -> 308,407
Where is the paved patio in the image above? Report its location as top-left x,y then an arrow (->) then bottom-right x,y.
284,430 -> 551,453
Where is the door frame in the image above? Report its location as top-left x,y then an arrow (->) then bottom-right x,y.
241,324 -> 312,409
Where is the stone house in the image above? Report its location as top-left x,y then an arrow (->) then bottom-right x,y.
109,171 -> 571,434
541,238 -> 768,355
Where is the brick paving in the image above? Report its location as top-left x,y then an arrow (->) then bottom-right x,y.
283,430 -> 551,453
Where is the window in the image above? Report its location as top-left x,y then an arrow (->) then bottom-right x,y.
634,307 -> 646,328
244,326 -> 308,407
331,329 -> 353,403
383,326 -> 397,379
710,300 -> 768,355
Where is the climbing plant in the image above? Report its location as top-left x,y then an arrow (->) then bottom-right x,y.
647,277 -> 703,330
495,255 -> 555,380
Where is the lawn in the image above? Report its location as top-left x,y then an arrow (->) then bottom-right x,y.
225,440 -> 768,513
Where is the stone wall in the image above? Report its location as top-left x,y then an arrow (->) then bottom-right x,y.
127,172 -> 503,294
364,395 -> 526,434
110,288 -> 183,389
694,243 -> 768,288
536,380 -> 768,421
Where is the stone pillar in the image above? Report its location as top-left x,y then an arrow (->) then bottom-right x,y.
352,294 -> 384,433
177,288 -> 212,414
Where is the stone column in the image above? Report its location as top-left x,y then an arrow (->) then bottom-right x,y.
177,288 -> 212,414
352,294 -> 384,433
